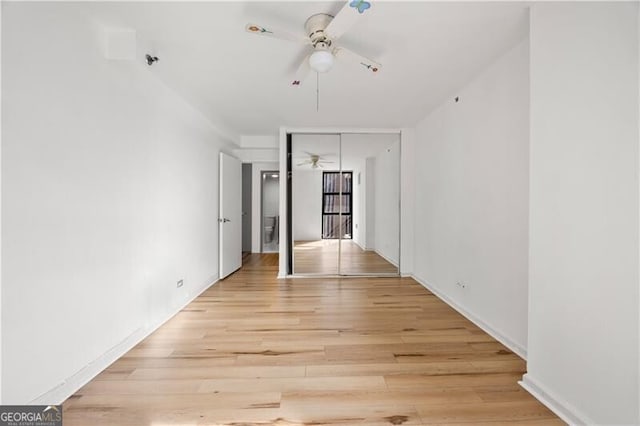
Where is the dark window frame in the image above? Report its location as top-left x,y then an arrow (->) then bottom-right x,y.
321,171 -> 353,239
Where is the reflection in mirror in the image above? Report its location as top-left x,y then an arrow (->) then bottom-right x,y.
340,133 -> 400,275
290,133 -> 400,276
292,134 -> 340,274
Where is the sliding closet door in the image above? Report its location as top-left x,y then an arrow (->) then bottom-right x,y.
290,132 -> 400,276
291,134 -> 340,275
339,133 -> 400,275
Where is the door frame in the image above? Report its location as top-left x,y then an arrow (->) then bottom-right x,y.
279,127 -> 405,278
241,163 -> 253,253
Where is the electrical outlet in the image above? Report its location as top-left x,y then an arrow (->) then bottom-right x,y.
177,279 -> 183,288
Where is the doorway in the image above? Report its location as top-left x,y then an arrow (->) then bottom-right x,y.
288,133 -> 400,276
261,171 -> 280,253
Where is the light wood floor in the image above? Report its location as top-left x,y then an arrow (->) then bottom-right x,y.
63,254 -> 561,425
294,240 -> 398,275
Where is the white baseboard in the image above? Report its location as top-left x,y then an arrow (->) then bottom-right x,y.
375,249 -> 399,268
352,240 -> 367,251
411,274 -> 527,359
519,373 -> 594,425
31,275 -> 219,405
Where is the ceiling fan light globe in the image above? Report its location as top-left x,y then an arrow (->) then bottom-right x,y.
309,50 -> 334,73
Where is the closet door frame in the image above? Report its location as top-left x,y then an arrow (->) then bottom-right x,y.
283,129 -> 402,278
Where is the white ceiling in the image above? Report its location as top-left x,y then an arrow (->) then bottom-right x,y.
89,1 -> 529,138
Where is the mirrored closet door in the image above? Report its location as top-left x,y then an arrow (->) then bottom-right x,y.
289,132 -> 400,276
291,134 -> 341,274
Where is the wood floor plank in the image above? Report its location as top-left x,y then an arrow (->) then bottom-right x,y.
275,403 -> 424,426
425,420 -> 566,426
306,360 -> 526,377
62,254 -> 562,425
416,400 -> 558,424
106,356 -> 238,369
128,365 -> 307,380
198,376 -> 388,393
384,373 -> 525,391
280,389 -> 484,408
75,379 -> 205,396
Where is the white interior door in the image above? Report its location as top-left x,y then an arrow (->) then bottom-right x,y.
219,152 -> 242,279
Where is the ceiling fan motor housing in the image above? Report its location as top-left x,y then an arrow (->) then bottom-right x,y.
304,13 -> 334,47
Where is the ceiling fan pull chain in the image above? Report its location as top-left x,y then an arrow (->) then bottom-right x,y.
316,72 -> 320,112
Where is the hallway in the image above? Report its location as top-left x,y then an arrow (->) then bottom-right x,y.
63,254 -> 560,425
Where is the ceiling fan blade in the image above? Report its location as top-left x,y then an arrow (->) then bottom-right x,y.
334,46 -> 381,74
304,151 -> 338,158
297,160 -> 311,166
291,54 -> 311,86
318,160 -> 335,164
245,23 -> 309,44
324,1 -> 372,41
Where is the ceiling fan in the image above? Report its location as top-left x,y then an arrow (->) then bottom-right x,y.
296,152 -> 335,169
245,0 -> 381,86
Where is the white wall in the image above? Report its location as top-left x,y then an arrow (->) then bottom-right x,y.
292,170 -> 322,241
240,135 -> 278,149
278,129 -> 288,276
350,160 -> 366,248
342,133 -> 401,253
341,150 -> 365,248
235,134 -> 279,164
2,3 -> 231,403
262,177 -> 279,218
373,141 -> 400,266
400,128 -> 416,276
525,3 -> 639,424
234,148 -> 278,164
413,39 -> 530,356
251,162 -> 278,252
365,157 -> 376,250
